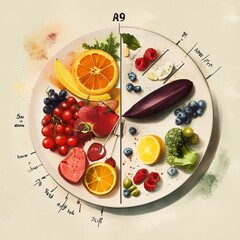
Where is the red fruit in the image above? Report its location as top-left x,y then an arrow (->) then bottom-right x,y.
64,125 -> 74,135
105,157 -> 116,168
55,124 -> 64,135
78,105 -> 119,138
66,136 -> 78,147
41,126 -> 54,137
78,101 -> 85,108
148,172 -> 160,183
144,178 -> 157,191
67,96 -> 77,105
42,137 -> 55,149
70,104 -> 79,112
58,147 -> 88,183
92,106 -> 119,138
62,110 -> 73,122
58,144 -> 69,156
87,142 -> 106,161
133,168 -> 149,184
144,48 -> 158,61
53,107 -> 63,117
60,101 -> 70,110
55,135 -> 67,145
41,114 -> 52,126
135,57 -> 148,71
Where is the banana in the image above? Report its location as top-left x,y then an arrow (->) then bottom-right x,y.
53,59 -> 111,101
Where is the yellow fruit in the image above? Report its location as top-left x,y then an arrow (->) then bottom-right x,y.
84,162 -> 117,196
137,135 -> 165,164
54,59 -> 111,101
72,49 -> 119,95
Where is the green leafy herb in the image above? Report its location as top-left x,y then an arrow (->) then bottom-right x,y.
82,32 -> 120,61
120,33 -> 141,50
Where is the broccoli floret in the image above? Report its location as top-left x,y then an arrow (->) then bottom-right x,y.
165,128 -> 199,172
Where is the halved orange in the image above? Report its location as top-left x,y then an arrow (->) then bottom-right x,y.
72,49 -> 119,95
83,162 -> 117,196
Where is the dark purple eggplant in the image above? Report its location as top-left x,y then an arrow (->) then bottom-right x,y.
123,79 -> 193,118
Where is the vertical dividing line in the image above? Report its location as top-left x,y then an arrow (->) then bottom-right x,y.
118,22 -> 123,204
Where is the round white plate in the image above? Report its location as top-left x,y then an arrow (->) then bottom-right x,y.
29,27 -> 213,208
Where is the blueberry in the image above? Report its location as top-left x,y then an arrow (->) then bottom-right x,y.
191,110 -> 198,118
123,189 -> 131,198
188,100 -> 198,109
128,72 -> 137,82
43,105 -> 53,114
133,85 -> 142,93
123,147 -> 133,157
167,167 -> 178,176
44,97 -> 52,106
196,108 -> 204,116
48,89 -> 55,95
126,83 -> 134,92
59,89 -> 67,98
177,111 -> 187,120
184,107 -> 192,115
50,92 -> 60,101
175,117 -> 182,125
184,117 -> 192,125
129,127 -> 137,135
198,100 -> 206,109
174,108 -> 182,116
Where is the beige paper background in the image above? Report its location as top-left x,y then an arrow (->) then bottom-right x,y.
1,0 -> 240,239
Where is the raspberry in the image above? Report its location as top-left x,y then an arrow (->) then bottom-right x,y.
144,48 -> 158,61
133,168 -> 149,184
135,57 -> 148,71
148,172 -> 160,183
144,178 -> 157,191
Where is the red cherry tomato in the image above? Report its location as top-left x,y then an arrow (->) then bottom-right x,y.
55,135 -> 67,145
66,136 -> 78,147
60,101 -> 70,110
53,107 -> 63,118
67,96 -> 77,105
64,125 -> 74,135
42,137 -> 55,149
55,124 -> 64,134
62,110 -> 73,122
41,126 -> 54,137
41,114 -> 52,126
58,144 -> 69,156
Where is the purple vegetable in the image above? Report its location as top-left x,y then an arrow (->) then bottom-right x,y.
123,79 -> 193,118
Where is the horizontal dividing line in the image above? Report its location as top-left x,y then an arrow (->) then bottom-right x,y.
142,48 -> 169,76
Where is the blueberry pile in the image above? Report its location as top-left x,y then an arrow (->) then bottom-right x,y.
126,72 -> 142,93
174,100 -> 206,125
43,89 -> 68,114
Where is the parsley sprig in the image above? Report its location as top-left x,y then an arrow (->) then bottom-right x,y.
82,32 -> 120,61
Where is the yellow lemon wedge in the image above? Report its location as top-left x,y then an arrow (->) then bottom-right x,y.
137,135 -> 165,164
54,59 -> 111,101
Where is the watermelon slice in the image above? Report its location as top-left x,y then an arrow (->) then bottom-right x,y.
58,147 -> 88,184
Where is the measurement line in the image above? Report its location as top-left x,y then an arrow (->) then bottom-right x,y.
185,42 -> 198,58
142,48 -> 169,76
30,151 -> 36,155
205,66 -> 222,80
118,22 -> 123,205
163,62 -> 185,84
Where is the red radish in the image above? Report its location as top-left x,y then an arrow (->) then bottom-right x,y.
58,147 -> 88,184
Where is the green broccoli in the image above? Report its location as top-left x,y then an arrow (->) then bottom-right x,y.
165,128 -> 199,172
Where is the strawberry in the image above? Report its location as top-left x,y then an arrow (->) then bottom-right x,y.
77,105 -> 119,138
133,168 -> 149,184
148,172 -> 160,183
135,57 -> 148,71
58,147 -> 88,184
144,178 -> 157,191
144,48 -> 158,61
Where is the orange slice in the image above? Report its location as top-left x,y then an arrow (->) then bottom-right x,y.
137,135 -> 165,164
84,162 -> 117,196
72,49 -> 119,95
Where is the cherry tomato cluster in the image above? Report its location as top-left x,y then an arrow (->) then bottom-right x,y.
41,94 -> 85,156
